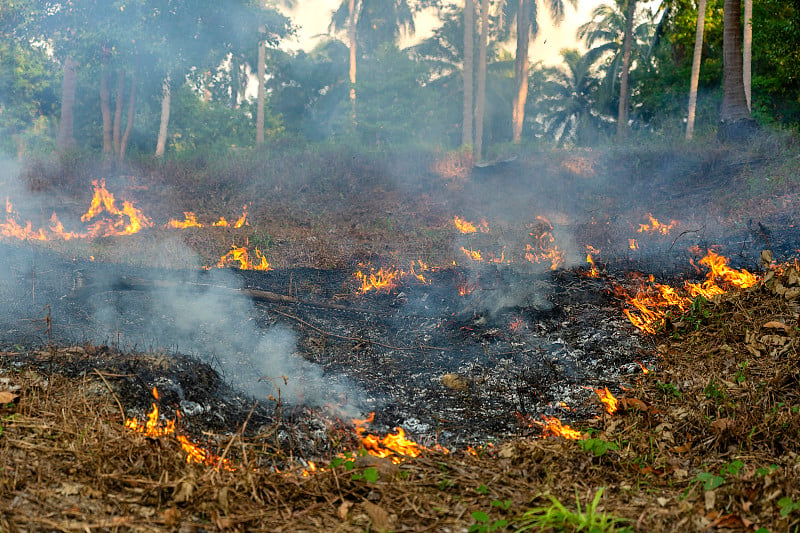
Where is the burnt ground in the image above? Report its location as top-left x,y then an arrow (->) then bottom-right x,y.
2,137 -> 800,531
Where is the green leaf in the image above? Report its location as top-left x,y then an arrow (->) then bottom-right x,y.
362,466 -> 379,483
471,510 -> 490,523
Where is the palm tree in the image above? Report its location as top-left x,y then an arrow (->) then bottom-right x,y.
686,0 -> 707,140
577,1 -> 653,124
474,0 -> 490,159
330,0 -> 415,129
463,0 -> 475,149
617,0 -> 635,138
719,0 -> 756,140
538,48 -> 606,146
743,0 -> 752,110
505,0 -> 576,144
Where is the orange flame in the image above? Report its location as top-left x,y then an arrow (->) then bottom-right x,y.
212,205 -> 249,228
216,245 -> 271,271
536,415 -> 582,439
125,388 -> 233,470
454,216 -> 489,234
81,180 -> 153,237
460,247 -> 483,261
629,239 -> 639,250
586,245 -> 600,277
524,216 -> 565,270
594,387 -> 618,415
167,212 -> 203,229
637,213 -> 677,235
353,412 -> 428,463
355,267 -> 400,293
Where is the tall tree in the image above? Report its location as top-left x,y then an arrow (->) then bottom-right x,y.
56,57 -> 77,151
474,0 -> 490,159
742,0 -> 751,110
617,0 -> 636,138
463,0 -> 475,148
719,0 -> 756,140
685,0 -> 707,140
506,0 -> 576,144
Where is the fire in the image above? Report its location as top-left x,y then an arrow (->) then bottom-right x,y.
212,205 -> 248,228
125,388 -> 233,470
81,179 -> 153,237
536,415 -> 582,439
586,245 -> 600,277
453,216 -> 489,234
629,239 -> 639,250
617,250 -> 759,334
354,266 -> 400,293
460,247 -> 483,262
594,387 -> 618,415
353,412 -> 425,463
524,216 -> 565,270
637,213 -> 677,235
167,211 -> 203,229
216,245 -> 271,271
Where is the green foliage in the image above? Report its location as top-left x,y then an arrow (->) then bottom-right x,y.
579,437 -> 620,457
778,496 -> 800,518
470,510 -> 509,533
515,488 -> 631,533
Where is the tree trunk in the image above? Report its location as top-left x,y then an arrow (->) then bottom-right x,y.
474,0 -> 490,161
257,39 -> 266,144
155,74 -> 171,157
100,66 -> 113,155
719,0 -> 756,140
348,0 -> 358,128
57,56 -> 77,152
617,0 -> 635,140
743,0 -> 752,110
231,56 -> 240,109
462,0 -> 474,149
113,70 -> 124,156
511,0 -> 530,144
686,0 -> 707,140
119,67 -> 136,162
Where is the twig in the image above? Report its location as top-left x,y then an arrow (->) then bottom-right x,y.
216,400 -> 258,471
272,309 -> 447,351
93,368 -> 126,424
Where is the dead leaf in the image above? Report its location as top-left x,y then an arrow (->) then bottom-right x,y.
704,490 -> 716,511
172,478 -> 196,503
338,500 -> 354,520
620,397 -> 648,411
0,391 -> 19,404
762,321 -> 790,332
710,418 -> 735,433
362,501 -> 392,533
656,497 -> 670,507
59,482 -> 83,496
162,507 -> 181,528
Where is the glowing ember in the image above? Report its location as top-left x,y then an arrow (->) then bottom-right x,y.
354,266 -> 400,293
594,387 -> 618,415
216,245 -> 271,271
81,179 -> 153,237
167,211 -> 203,229
536,415 -> 582,439
460,247 -> 483,261
637,213 -> 677,235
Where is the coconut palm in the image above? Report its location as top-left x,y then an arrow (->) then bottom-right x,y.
719,0 -> 756,140
503,0 -> 576,144
538,48 -> 607,146
686,0 -> 708,140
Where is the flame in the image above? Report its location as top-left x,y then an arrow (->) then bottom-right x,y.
216,245 -> 271,271
125,387 -> 234,470
408,259 -> 430,283
212,205 -> 248,228
586,245 -> 600,277
594,387 -> 618,415
167,211 -> 203,229
454,216 -> 489,234
629,239 -> 639,250
353,412 -> 426,463
617,251 -> 759,334
524,216 -> 565,270
460,247 -> 483,261
355,266 -> 400,293
536,415 -> 582,439
81,180 -> 153,237
637,213 -> 677,235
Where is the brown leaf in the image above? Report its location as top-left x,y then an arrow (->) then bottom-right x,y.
362,501 -> 392,533
620,397 -> 648,411
762,321 -> 790,332
710,418 -> 734,433
0,391 -> 19,404
338,500 -> 354,520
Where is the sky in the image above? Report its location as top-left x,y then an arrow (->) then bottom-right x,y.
279,1 -> 609,66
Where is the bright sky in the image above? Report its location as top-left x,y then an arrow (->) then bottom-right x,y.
280,1 -> 608,66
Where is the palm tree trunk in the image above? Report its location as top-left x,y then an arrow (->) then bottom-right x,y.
617,0 -> 635,140
348,0 -> 357,128
511,0 -> 530,144
57,56 -> 77,152
100,66 -> 113,155
474,0 -> 490,161
113,70 -> 124,156
155,74 -> 171,157
720,0 -> 755,140
119,67 -> 136,162
743,0 -> 752,110
686,0 -> 707,141
257,39 -> 266,144
462,0 -> 475,149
